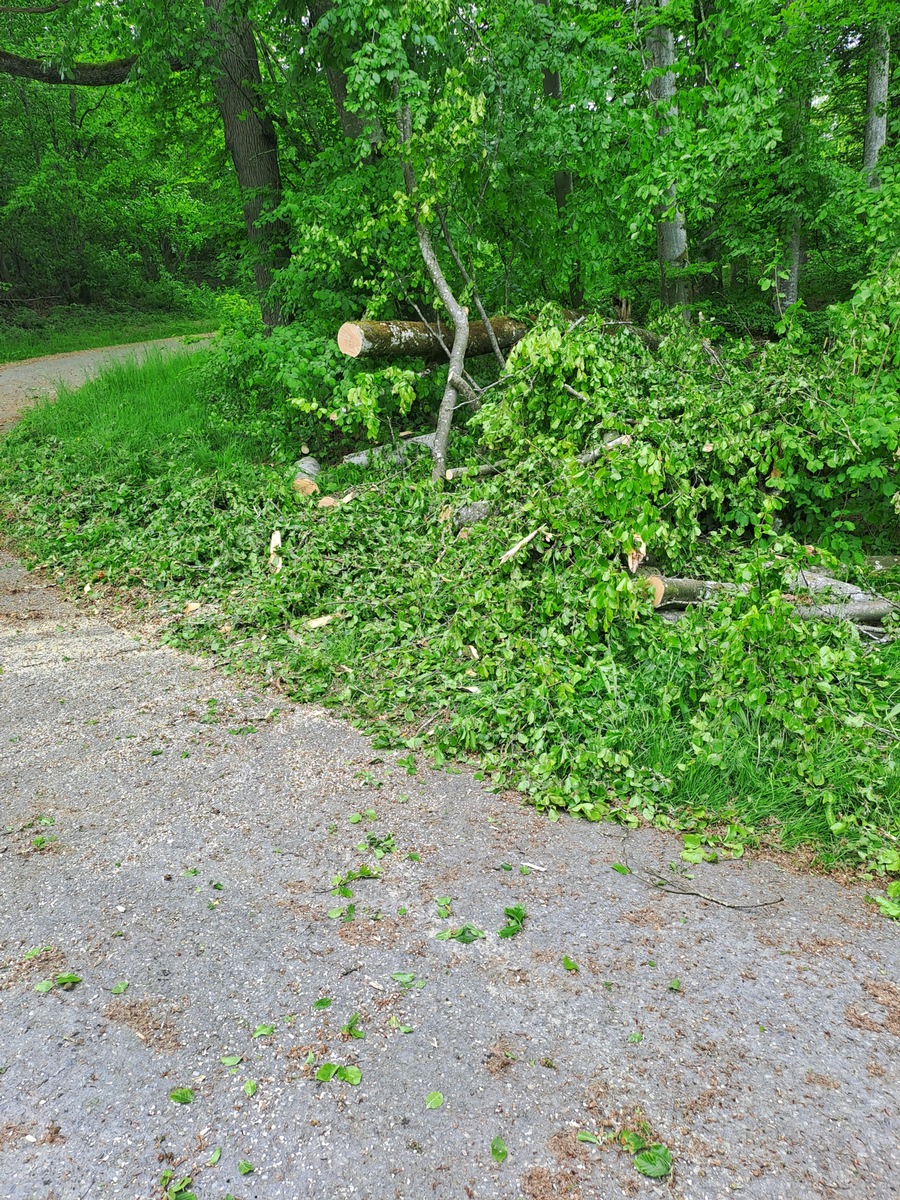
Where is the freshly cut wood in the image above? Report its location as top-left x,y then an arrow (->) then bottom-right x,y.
644,572 -> 897,626
292,455 -> 320,495
338,317 -> 528,359
644,575 -> 739,608
337,318 -> 663,359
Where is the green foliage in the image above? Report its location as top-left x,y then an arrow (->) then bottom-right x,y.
2,273 -> 900,883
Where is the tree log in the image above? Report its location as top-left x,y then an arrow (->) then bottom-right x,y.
337,318 -> 662,359
793,601 -> 897,624
338,317 -> 528,359
644,573 -> 896,625
644,575 -> 739,607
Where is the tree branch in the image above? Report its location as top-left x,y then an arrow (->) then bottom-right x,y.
0,47 -> 138,86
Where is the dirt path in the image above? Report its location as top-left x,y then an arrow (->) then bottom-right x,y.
0,335 -> 210,430
1,553 -> 898,1200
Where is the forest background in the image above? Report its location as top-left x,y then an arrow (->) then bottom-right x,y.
2,0 -> 900,908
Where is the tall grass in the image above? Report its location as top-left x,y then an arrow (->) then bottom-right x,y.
17,350 -> 263,476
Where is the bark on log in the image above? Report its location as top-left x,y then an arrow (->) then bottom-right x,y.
644,573 -> 896,626
644,575 -> 739,607
338,318 -> 662,359
338,317 -> 527,360
793,601 -> 896,624
444,462 -> 502,481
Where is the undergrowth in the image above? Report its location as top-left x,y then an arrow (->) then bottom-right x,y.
1,285 -> 900,906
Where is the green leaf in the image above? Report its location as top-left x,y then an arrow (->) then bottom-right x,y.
183,868 -> 199,876
252,1023 -> 275,1038
244,1079 -> 257,1097
111,980 -> 129,995
54,973 -> 81,987
348,812 -> 362,823
238,1159 -> 254,1176
562,956 -> 579,972
620,1130 -> 647,1153
576,1131 -> 600,1145
633,1145 -> 672,1178
34,979 -> 54,993
206,1146 -> 221,1166
490,1136 -> 508,1163
23,945 -> 52,960
425,1091 -> 444,1109
336,1064 -> 362,1085
627,1031 -> 643,1044
668,978 -> 681,991
313,997 -> 332,1010
451,924 -> 485,944
316,1063 -> 339,1081
221,1054 -> 242,1066
611,863 -> 631,875
169,1088 -> 194,1104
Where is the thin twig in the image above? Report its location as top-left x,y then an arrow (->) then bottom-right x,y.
637,867 -> 783,909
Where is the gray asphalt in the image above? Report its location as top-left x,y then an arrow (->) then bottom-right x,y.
1,552 -> 898,1200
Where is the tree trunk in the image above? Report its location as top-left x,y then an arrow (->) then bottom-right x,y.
646,1 -> 688,309
533,1 -> 573,217
777,217 -> 802,312
338,316 -> 528,358
203,0 -> 289,325
309,2 -> 383,149
863,21 -> 890,185
337,317 -> 662,358
398,104 -> 468,482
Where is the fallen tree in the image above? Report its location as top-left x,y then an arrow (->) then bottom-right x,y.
336,317 -> 662,359
643,572 -> 897,627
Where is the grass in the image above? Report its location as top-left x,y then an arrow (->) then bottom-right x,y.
1,352 -> 899,892
0,307 -> 218,364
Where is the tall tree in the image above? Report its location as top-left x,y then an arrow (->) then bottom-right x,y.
201,0 -> 288,323
645,0 -> 689,308
863,20 -> 890,185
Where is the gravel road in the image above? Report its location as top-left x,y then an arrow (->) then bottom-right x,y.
0,336 -> 209,430
1,551 -> 898,1200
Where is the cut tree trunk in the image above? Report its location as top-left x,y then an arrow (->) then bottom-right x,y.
338,317 -> 662,359
863,21 -> 890,185
644,575 -> 738,607
338,317 -> 528,359
643,573 -> 896,626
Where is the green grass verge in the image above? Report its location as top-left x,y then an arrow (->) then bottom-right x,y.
0,308 -> 218,364
1,353 -> 899,902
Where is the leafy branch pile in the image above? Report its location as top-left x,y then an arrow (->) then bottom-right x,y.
1,265 -> 899,902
